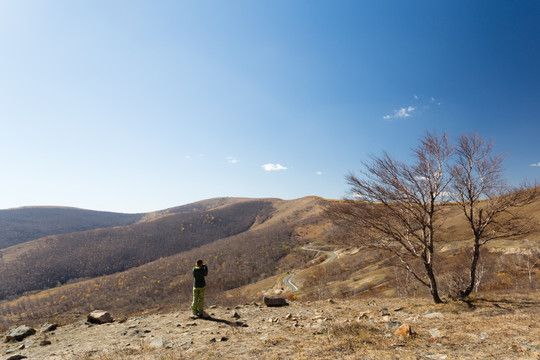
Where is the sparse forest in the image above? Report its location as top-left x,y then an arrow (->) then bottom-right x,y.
0,200 -> 273,300
0,223 -> 298,329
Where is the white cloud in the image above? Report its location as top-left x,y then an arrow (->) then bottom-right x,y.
383,106 -> 416,120
262,163 -> 288,171
316,171 -> 323,175
226,156 -> 238,164
530,162 -> 540,167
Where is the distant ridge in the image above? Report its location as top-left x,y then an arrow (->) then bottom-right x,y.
0,207 -> 143,249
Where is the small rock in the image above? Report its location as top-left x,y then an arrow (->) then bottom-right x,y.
6,344 -> 25,354
328,299 -> 335,304
394,324 -> 413,337
357,312 -> 369,320
178,339 -> 193,347
149,337 -> 173,349
40,323 -> 58,333
480,332 -> 489,340
425,354 -> 447,360
7,355 -> 28,360
40,340 -> 52,346
186,322 -> 197,326
87,310 -> 114,324
429,328 -> 443,338
424,312 -> 444,319
231,311 -> 241,319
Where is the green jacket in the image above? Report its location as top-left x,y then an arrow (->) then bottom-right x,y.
192,265 -> 208,288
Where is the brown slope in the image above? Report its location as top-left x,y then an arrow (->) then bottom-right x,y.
0,199 -> 274,300
0,207 -> 143,250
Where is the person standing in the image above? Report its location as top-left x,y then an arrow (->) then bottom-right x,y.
192,259 -> 208,317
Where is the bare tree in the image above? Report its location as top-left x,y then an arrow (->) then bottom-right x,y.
325,131 -> 452,303
450,133 -> 538,298
524,241 -> 540,290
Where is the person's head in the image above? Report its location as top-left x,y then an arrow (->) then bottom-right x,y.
196,259 -> 204,267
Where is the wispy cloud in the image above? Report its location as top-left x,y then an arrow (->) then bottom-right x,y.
262,163 -> 288,171
383,94 -> 442,120
530,162 -> 540,167
226,156 -> 238,164
383,106 -> 416,120
316,171 -> 323,175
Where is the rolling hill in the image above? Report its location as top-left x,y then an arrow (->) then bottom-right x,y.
0,207 -> 143,250
0,194 -> 539,332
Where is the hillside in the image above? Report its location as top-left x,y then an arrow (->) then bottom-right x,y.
0,199 -> 276,300
0,207 -> 143,250
0,197 -> 329,329
0,194 -> 539,345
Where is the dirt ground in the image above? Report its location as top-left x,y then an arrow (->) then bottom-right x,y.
2,293 -> 539,360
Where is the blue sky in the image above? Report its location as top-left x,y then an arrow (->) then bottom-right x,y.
0,1 -> 539,213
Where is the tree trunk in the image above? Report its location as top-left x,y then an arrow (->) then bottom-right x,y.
460,241 -> 480,298
424,261 -> 443,303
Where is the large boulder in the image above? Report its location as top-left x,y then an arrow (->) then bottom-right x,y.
5,325 -> 36,342
87,310 -> 114,324
263,297 -> 289,307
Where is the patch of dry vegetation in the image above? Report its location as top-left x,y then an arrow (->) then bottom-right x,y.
2,294 -> 539,359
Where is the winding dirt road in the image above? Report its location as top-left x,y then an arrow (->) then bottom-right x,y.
283,245 -> 338,292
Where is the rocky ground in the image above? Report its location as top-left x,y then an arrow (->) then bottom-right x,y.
2,293 -> 540,360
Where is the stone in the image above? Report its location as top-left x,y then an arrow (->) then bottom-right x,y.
424,312 -> 444,319
40,340 -> 52,346
149,337 -> 173,349
429,328 -> 443,338
357,312 -> 369,320
40,323 -> 58,333
5,325 -> 36,342
231,310 -> 241,319
5,344 -> 25,354
88,310 -> 114,324
394,324 -> 413,337
263,297 -> 289,307
7,355 -> 28,360
178,339 -> 193,347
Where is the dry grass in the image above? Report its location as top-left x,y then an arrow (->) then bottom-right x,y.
3,293 -> 538,359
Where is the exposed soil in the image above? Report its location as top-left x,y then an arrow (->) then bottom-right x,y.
2,293 -> 539,359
